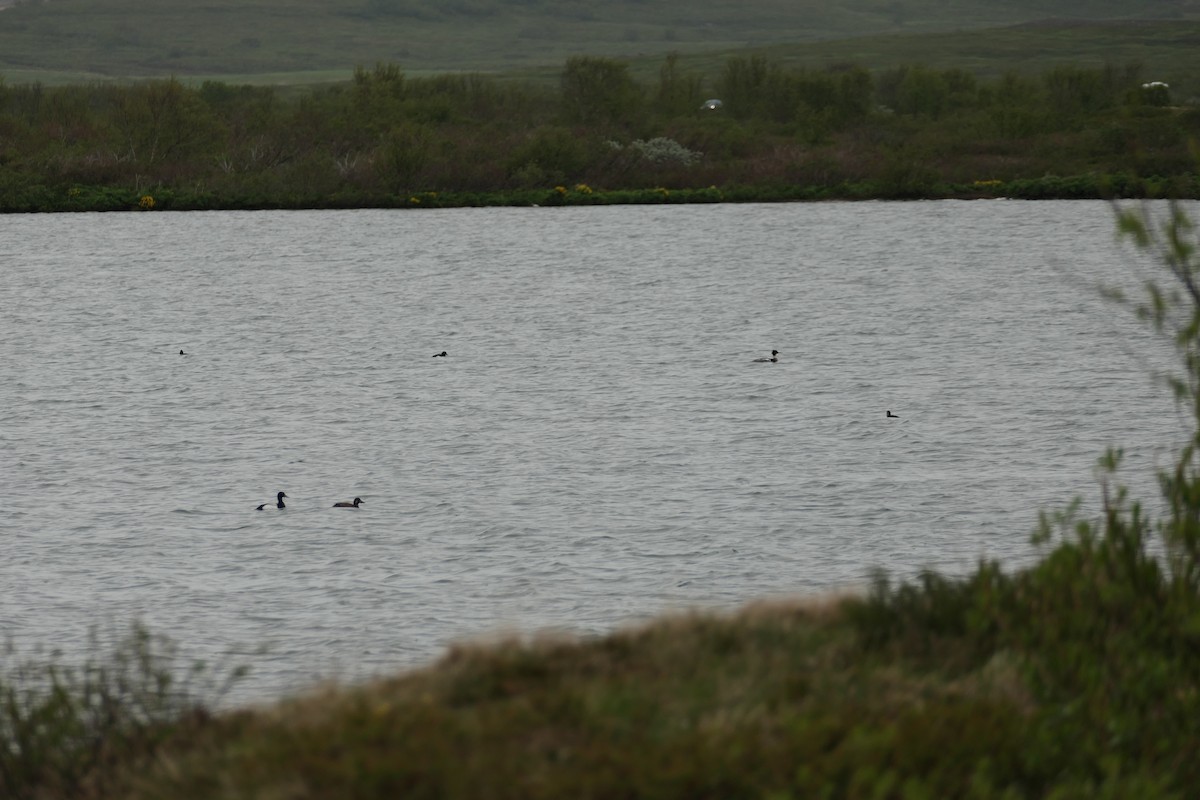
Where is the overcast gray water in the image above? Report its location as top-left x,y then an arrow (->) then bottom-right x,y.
0,200 -> 1190,703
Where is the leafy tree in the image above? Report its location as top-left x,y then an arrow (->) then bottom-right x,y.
654,52 -> 704,118
833,66 -> 873,122
1113,203 -> 1200,572
350,63 -> 408,137
1043,63 -> 1143,118
108,79 -> 219,169
717,55 -> 771,120
560,56 -> 641,127
878,64 -> 952,118
378,122 -> 435,191
505,125 -> 592,185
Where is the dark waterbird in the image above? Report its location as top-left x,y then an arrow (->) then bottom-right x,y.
333,497 -> 364,508
432,351 -> 447,357
887,410 -> 899,418
257,491 -> 288,510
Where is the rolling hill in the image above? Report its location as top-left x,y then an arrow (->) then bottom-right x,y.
0,0 -> 1198,85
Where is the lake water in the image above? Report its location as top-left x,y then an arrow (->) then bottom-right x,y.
1,200 -> 1190,704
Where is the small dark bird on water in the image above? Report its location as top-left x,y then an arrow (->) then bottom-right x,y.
179,349 -> 186,355
257,491 -> 288,510
432,351 -> 447,357
333,497 -> 365,508
752,349 -> 779,363
887,410 -> 899,418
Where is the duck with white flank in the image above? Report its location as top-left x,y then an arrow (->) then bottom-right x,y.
752,350 -> 779,363
257,491 -> 288,510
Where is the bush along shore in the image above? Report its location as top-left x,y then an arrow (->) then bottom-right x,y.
7,173 -> 1200,214
1,56 -> 1199,212
4,202 -> 1200,796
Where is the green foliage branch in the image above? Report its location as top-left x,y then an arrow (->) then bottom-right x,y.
846,199 -> 1200,792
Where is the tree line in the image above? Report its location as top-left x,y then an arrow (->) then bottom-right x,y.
0,54 -> 1197,210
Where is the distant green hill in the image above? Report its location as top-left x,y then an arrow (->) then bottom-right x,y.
0,0 -> 1198,84
607,19 -> 1200,104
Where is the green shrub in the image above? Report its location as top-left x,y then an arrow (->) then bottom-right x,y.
0,624 -> 247,799
846,200 -> 1200,793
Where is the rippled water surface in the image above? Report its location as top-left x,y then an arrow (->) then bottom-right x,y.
1,200 -> 1189,702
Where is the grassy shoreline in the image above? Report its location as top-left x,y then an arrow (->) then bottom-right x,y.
9,535 -> 1200,800
6,172 -> 1199,214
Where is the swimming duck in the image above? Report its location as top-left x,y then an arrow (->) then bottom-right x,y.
179,349 -> 186,355
333,497 -> 364,508
256,491 -> 288,510
432,351 -> 447,358
887,410 -> 899,418
752,350 -> 779,363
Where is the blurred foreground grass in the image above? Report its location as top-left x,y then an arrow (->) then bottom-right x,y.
7,548 -> 1197,800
